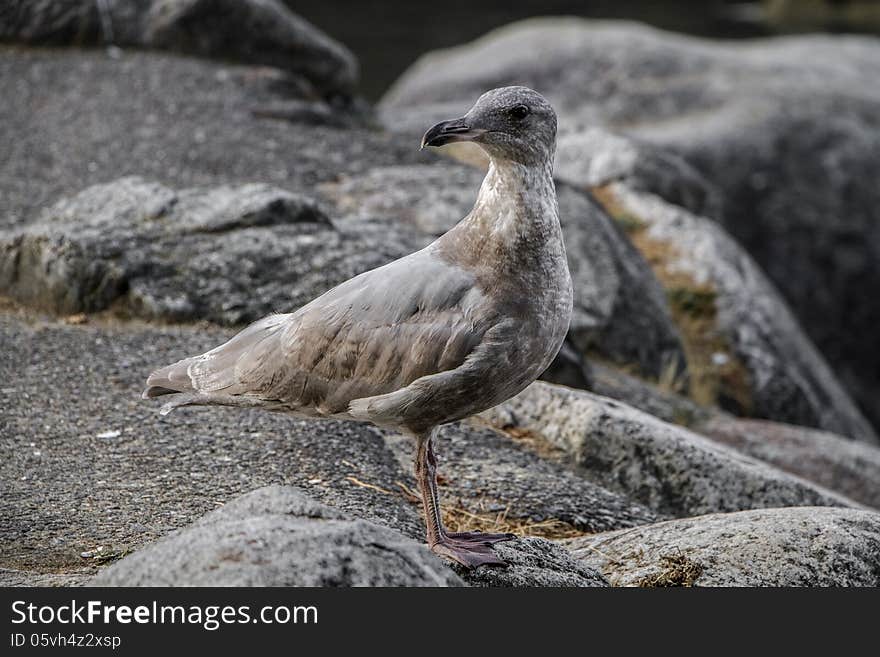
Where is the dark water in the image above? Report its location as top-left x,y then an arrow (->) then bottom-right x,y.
291,0 -> 771,99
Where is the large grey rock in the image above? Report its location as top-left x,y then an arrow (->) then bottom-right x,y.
481,382 -> 860,518
88,485 -> 609,588
0,46 -> 412,232
320,164 -> 686,381
454,537 -> 607,587
0,177 -> 424,325
554,127 -> 722,219
697,416 -> 880,511
0,314 -> 612,586
383,17 -> 880,433
0,0 -> 358,97
603,182 -> 876,443
567,507 -> 880,587
590,362 -> 880,509
90,486 -> 462,586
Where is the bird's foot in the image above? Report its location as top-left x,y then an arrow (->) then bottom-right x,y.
430,531 -> 516,568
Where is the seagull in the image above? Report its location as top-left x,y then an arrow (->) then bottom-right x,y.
143,86 -> 573,568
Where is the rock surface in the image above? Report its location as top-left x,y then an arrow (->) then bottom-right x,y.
589,362 -> 880,510
0,569 -> 93,587
567,507 -> 880,587
600,181 -> 876,443
0,0 -> 358,97
384,422 -> 658,534
90,486 -> 462,587
454,537 -> 607,587
697,416 -> 880,511
0,177 -> 423,325
589,361 -> 710,427
383,17 -> 880,433
481,382 -> 860,518
554,127 -> 722,220
0,312 -> 624,586
0,46 -> 409,232
90,486 -> 610,588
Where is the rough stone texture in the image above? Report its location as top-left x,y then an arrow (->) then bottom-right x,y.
481,382 -> 860,518
0,0 -> 358,97
606,182 -> 876,443
385,422 -> 658,534
320,165 -> 686,381
3,308 -> 875,587
0,569 -> 94,587
90,486 -> 462,586
555,127 -> 722,219
0,312 -> 623,586
454,537 -> 608,587
318,164 -> 484,236
0,311 -> 422,577
382,17 -> 880,433
0,46 -> 414,233
697,416 -> 880,511
567,507 -> 880,587
0,177 -> 425,325
588,362 -> 880,510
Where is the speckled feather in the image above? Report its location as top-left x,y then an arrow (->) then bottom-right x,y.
144,87 -> 573,434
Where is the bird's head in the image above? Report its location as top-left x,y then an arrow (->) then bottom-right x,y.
420,86 -> 557,166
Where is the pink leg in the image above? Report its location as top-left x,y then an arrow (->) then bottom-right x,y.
415,430 -> 514,568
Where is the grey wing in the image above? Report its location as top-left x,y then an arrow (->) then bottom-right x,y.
143,248 -> 497,417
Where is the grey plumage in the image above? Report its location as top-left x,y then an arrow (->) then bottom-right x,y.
144,86 -> 572,566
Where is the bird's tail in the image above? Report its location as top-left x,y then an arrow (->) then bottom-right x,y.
142,357 -> 197,399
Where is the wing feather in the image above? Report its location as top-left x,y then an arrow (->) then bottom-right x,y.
143,248 -> 495,416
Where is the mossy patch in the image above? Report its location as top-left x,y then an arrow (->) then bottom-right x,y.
591,185 -> 647,234
591,184 -> 753,414
667,286 -> 717,319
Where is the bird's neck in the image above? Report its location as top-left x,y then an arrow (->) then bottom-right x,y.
434,155 -> 565,281
466,156 -> 560,249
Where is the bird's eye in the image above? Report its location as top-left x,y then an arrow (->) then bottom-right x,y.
509,105 -> 530,120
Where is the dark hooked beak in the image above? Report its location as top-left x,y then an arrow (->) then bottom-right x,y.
420,118 -> 485,149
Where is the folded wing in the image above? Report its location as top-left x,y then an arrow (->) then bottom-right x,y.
143,248 -> 495,417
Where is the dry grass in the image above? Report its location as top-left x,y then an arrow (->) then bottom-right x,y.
344,475 -> 394,495
395,481 -> 584,540
637,552 -> 704,588
345,474 -> 583,540
591,184 -> 753,414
